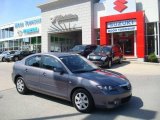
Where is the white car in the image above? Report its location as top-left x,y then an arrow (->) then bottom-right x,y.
0,51 -> 16,62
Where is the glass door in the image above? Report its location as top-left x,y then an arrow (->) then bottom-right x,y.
113,31 -> 135,56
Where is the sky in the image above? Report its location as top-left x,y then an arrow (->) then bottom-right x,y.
0,0 -> 45,25
0,0 -> 104,26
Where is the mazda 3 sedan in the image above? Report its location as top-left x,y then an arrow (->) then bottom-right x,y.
12,53 -> 132,113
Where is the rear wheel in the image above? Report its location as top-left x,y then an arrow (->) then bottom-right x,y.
118,57 -> 123,64
16,77 -> 28,94
108,60 -> 112,68
72,89 -> 94,113
14,57 -> 19,62
2,57 -> 6,62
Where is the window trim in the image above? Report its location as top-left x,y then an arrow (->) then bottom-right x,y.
25,55 -> 41,68
41,55 -> 68,73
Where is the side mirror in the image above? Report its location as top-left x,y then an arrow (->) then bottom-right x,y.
53,67 -> 64,75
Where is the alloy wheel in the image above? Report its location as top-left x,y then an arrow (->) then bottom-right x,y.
75,93 -> 89,110
108,60 -> 112,68
14,57 -> 19,61
17,79 -> 25,93
16,77 -> 28,94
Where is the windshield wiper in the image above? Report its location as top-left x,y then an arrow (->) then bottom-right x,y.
88,68 -> 99,71
72,70 -> 89,73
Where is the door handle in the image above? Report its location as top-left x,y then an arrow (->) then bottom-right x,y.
25,69 -> 28,72
43,72 -> 46,76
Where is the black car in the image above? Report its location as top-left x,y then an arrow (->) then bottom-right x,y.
5,51 -> 33,62
87,45 -> 123,68
70,45 -> 97,57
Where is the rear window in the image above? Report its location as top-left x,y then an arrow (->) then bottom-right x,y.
25,55 -> 41,68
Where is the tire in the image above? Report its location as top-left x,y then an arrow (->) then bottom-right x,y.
72,89 -> 94,113
14,57 -> 19,62
118,57 -> 123,64
2,57 -> 6,62
16,77 -> 28,94
108,60 -> 112,68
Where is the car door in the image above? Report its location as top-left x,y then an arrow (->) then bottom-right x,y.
39,55 -> 69,98
114,45 -> 120,61
24,55 -> 41,90
112,46 -> 118,62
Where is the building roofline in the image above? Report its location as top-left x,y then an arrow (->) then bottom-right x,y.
37,0 -> 60,8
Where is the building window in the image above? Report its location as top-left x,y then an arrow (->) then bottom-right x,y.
146,22 -> 159,55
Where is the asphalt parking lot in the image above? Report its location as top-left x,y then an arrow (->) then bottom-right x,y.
0,62 -> 160,120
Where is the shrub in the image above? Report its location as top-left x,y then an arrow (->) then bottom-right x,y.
148,53 -> 158,63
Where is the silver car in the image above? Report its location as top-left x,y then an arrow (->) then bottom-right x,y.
12,53 -> 132,113
0,51 -> 16,62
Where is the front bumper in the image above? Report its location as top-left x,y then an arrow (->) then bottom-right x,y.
94,90 -> 132,109
90,60 -> 106,66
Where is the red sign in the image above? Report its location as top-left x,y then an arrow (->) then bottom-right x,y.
114,0 -> 128,13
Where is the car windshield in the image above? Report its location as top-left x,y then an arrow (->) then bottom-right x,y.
94,46 -> 102,53
59,55 -> 99,73
15,51 -> 20,54
102,47 -> 111,53
10,51 -> 16,54
71,45 -> 86,51
94,46 -> 111,53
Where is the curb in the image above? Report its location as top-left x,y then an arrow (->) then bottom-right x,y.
123,60 -> 160,66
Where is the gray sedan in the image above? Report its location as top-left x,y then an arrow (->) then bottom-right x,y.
12,52 -> 132,113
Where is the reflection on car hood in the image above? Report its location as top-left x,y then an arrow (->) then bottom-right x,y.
90,52 -> 109,56
89,52 -> 110,60
76,69 -> 128,86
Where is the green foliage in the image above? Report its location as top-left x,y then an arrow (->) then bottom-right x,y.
148,53 -> 158,63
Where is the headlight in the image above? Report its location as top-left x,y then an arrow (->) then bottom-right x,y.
101,56 -> 107,61
97,85 -> 116,91
87,55 -> 90,59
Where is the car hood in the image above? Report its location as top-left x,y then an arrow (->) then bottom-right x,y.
75,69 -> 129,86
89,52 -> 110,60
0,54 -> 6,57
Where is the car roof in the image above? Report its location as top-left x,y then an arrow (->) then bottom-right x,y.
100,44 -> 120,48
74,44 -> 96,47
35,52 -> 78,58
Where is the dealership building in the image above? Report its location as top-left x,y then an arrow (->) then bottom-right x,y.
0,0 -> 160,61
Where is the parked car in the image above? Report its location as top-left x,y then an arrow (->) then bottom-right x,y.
87,45 -> 123,68
70,45 -> 97,57
0,51 -> 16,62
5,50 -> 33,62
12,53 -> 132,113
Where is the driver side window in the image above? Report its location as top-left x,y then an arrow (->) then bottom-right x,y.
42,56 -> 63,70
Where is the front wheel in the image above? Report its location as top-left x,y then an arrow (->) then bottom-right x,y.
118,57 -> 123,64
14,57 -> 19,62
108,60 -> 112,68
72,89 -> 94,113
16,77 -> 28,94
